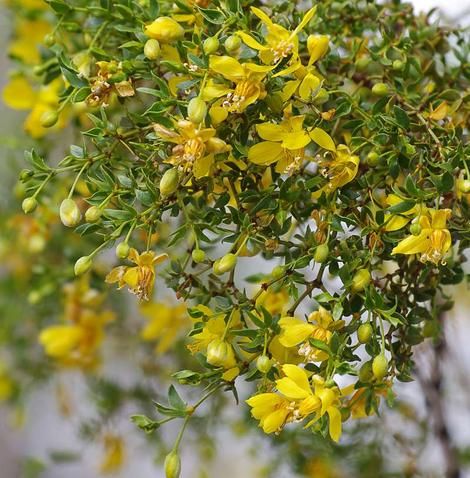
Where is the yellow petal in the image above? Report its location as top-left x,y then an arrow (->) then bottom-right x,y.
152,252 -> 169,265
237,31 -> 265,51
250,6 -> 274,26
256,122 -> 285,142
209,56 -> 245,82
262,408 -> 289,433
299,73 -> 321,100
282,364 -> 311,392
276,377 -> 310,399
282,131 -> 311,150
292,6 -> 317,36
384,214 -> 411,232
327,406 -> 342,442
193,154 -> 214,178
278,317 -> 314,347
307,35 -> 329,65
392,232 -> 430,255
309,128 -> 336,152
429,101 -> 448,121
2,77 -> 36,110
248,141 -> 283,166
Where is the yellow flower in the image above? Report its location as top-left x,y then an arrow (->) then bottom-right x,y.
105,248 -> 168,301
278,307 -> 340,361
0,362 -> 13,401
383,194 -> 425,232
140,301 -> 188,354
237,6 -> 317,76
313,144 -> 359,197
145,17 -> 185,43
202,56 -> 270,114
2,76 -> 36,110
392,208 -> 452,265
246,393 -> 291,434
153,120 -> 231,178
248,115 -> 312,174
100,434 -> 125,474
255,288 -> 289,316
9,18 -> 51,65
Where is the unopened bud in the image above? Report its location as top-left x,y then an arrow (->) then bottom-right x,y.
144,38 -> 161,60
213,253 -> 237,275
192,249 -> 206,263
366,151 -> 379,166
145,17 -> 184,43
314,244 -> 329,263
224,35 -> 241,53
307,34 -> 329,63
372,354 -> 388,380
187,97 -> 207,124
40,111 -> 59,128
206,338 -> 236,368
256,355 -> 272,374
203,37 -> 220,55
392,59 -> 405,71
74,256 -> 92,276
22,197 -> 38,214
159,168 -> 179,197
351,269 -> 371,292
458,179 -> 470,193
372,82 -> 389,96
357,323 -> 373,344
59,198 -> 82,227
85,206 -> 102,223
164,450 -> 181,478
44,33 -> 55,47
116,241 -> 130,259
410,222 -> 422,236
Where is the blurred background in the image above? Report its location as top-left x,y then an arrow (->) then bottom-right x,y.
1,1 -> 470,477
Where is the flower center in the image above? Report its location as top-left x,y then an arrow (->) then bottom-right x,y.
222,80 -> 258,112
272,40 -> 295,62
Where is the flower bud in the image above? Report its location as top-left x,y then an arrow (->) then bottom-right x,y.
392,59 -> 405,71
74,255 -> 92,276
355,56 -> 371,71
19,169 -> 34,181
207,338 -> 236,368
40,111 -> 59,128
357,323 -> 373,344
159,168 -> 179,197
44,33 -> 55,47
458,179 -> 470,193
164,450 -> 181,478
366,151 -> 379,166
307,34 -> 329,63
59,198 -> 82,227
256,355 -> 272,374
358,361 -> 373,382
116,241 -> 130,259
145,17 -> 184,43
410,222 -> 422,236
214,253 -> 237,275
22,197 -> 38,214
224,35 -> 241,53
187,97 -> 207,124
192,249 -> 206,263
351,269 -> 371,292
271,265 -> 285,279
144,38 -> 161,60
372,82 -> 389,96
85,206 -> 102,223
372,354 -> 388,380
206,137 -> 229,154
314,244 -> 329,263
203,37 -> 220,55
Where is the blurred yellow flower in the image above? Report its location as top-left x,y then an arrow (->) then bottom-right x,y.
100,434 -> 125,474
9,18 -> 51,64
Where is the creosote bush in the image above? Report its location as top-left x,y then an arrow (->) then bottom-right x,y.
2,0 -> 470,476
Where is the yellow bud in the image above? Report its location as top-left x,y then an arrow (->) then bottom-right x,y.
372,82 -> 389,96
164,450 -> 181,478
192,249 -> 206,263
85,206 -> 102,223
206,137 -> 228,154
372,354 -> 388,380
144,38 -> 161,60
22,197 -> 38,214
307,34 -> 329,63
59,198 -> 82,227
224,35 -> 241,53
314,244 -> 329,263
357,323 -> 373,344
203,37 -> 220,55
214,253 -> 237,275
145,17 -> 184,43
74,256 -> 92,276
187,97 -> 207,124
159,168 -> 179,197
351,269 -> 371,292
40,110 -> 59,128
256,355 -> 272,374
206,338 -> 236,368
116,241 -> 130,259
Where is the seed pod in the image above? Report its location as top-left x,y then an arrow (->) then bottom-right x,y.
159,168 -> 179,197
164,450 -> 181,478
22,197 -> 38,214
372,82 -> 389,96
85,206 -> 102,223
74,256 -> 92,276
366,151 -> 379,166
357,323 -> 373,344
203,37 -> 220,55
144,38 -> 161,60
187,97 -> 207,124
215,253 -> 237,274
271,265 -> 285,279
40,111 -> 59,128
116,242 -> 130,259
351,269 -> 371,292
256,355 -> 272,374
224,35 -> 241,53
372,354 -> 388,380
59,198 -> 82,227
314,244 -> 329,263
145,17 -> 184,43
192,249 -> 206,263
410,223 -> 422,236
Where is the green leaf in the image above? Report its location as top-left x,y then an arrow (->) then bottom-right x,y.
393,106 -> 410,129
198,7 -> 226,24
309,338 -> 331,355
386,199 -> 415,214
130,414 -> 160,434
168,385 -> 186,411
